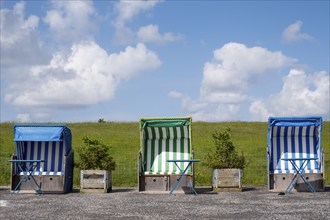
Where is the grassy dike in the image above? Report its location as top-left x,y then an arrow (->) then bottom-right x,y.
1,121 -> 329,187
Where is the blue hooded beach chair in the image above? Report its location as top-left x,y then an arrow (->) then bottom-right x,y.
10,124 -> 74,193
267,117 -> 324,192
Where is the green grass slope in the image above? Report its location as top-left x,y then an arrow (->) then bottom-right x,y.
1,121 -> 329,187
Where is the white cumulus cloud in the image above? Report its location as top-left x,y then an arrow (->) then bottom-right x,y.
201,42 -> 296,94
282,20 -> 313,42
44,0 -> 97,41
114,0 -> 159,25
1,1 -> 164,122
112,1 -> 182,45
249,69 -> 329,121
113,0 -> 161,44
170,42 -> 296,121
5,41 -> 161,110
15,113 -> 32,123
137,24 -> 183,43
0,2 -> 47,66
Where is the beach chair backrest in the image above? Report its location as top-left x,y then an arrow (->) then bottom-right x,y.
140,118 -> 192,175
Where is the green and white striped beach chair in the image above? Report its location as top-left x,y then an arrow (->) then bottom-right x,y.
138,117 -> 195,192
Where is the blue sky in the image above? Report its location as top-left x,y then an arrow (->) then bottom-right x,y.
1,0 -> 329,122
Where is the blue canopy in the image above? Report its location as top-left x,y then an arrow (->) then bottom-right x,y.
269,116 -> 322,127
14,125 -> 65,142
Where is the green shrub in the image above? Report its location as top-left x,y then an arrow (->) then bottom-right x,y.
204,128 -> 245,169
98,118 -> 106,123
77,136 -> 116,171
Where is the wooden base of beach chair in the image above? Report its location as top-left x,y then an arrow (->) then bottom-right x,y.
269,173 -> 324,192
139,174 -> 193,193
11,175 -> 67,194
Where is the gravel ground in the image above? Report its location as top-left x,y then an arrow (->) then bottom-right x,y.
0,186 -> 329,220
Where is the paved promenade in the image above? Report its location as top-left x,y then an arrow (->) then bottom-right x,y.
0,186 -> 329,219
